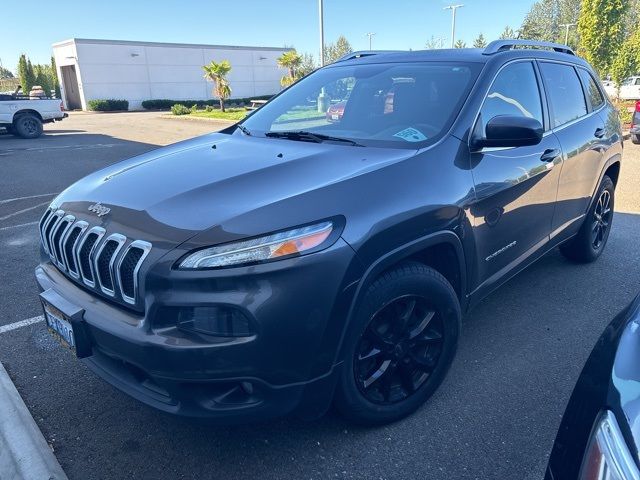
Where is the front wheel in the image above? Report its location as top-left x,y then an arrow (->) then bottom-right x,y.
560,175 -> 614,263
334,262 -> 461,425
13,113 -> 43,139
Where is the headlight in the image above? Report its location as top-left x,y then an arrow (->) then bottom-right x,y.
178,221 -> 334,269
580,411 -> 640,480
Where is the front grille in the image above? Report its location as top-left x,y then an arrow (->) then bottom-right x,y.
38,208 -> 152,306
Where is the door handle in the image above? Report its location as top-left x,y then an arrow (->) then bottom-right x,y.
594,128 -> 605,138
540,148 -> 560,163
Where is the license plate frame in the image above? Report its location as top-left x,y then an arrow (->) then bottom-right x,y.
43,301 -> 76,352
40,288 -> 91,358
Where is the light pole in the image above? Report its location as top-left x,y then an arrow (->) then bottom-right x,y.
365,32 -> 376,50
444,4 -> 464,48
559,22 -> 577,45
319,0 -> 325,66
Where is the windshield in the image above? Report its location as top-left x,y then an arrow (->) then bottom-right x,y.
240,61 -> 482,149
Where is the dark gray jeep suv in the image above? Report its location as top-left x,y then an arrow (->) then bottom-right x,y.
36,40 -> 623,425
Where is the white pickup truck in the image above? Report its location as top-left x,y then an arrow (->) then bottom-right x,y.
619,76 -> 640,100
0,91 -> 68,138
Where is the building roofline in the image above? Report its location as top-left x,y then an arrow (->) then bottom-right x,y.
52,38 -> 292,52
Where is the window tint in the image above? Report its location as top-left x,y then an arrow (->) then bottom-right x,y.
539,63 -> 587,127
479,62 -> 543,136
578,68 -> 605,109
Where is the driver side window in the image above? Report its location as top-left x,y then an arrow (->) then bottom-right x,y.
478,62 -> 543,137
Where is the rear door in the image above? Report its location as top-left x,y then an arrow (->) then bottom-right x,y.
469,60 -> 563,284
538,61 -> 605,237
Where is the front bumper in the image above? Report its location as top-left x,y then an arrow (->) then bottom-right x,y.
35,238 -> 360,422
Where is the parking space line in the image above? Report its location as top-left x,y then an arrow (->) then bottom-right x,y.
0,193 -> 58,205
0,201 -> 50,221
0,316 -> 44,334
0,221 -> 39,231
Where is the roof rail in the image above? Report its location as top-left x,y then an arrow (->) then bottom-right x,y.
483,39 -> 575,56
335,50 -> 403,62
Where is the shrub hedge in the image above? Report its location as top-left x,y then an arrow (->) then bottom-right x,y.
170,104 -> 191,115
87,99 -> 129,111
142,95 -> 273,110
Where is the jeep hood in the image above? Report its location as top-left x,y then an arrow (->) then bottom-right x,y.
52,133 -> 415,244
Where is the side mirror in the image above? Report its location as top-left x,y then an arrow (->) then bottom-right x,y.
473,115 -> 543,149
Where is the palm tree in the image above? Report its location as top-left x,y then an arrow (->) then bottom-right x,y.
277,50 -> 302,87
202,60 -> 232,112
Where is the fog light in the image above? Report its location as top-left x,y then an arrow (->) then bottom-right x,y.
177,306 -> 254,337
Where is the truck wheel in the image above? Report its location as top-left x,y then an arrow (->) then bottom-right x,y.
335,262 -> 461,425
560,175 -> 614,263
14,114 -> 43,139
632,134 -> 640,145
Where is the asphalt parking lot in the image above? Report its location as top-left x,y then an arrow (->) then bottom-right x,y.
1,112 -> 639,480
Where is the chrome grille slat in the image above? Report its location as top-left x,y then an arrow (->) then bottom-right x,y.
39,207 -> 152,307
38,209 -> 52,254
77,226 -> 105,288
63,221 -> 88,278
117,240 -> 152,305
47,211 -> 65,264
94,234 -> 126,297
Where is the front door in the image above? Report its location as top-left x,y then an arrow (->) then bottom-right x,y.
469,61 -> 562,286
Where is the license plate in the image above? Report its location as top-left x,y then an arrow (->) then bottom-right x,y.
43,301 -> 76,353
331,114 -> 340,120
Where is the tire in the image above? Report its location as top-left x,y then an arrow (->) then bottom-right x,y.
13,113 -> 43,139
335,261 -> 461,425
632,134 -> 640,145
560,175 -> 614,263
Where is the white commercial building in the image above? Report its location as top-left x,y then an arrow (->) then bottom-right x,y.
52,38 -> 290,110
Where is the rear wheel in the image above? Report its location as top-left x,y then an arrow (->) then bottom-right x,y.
335,262 -> 461,425
13,113 -> 43,139
560,175 -> 614,263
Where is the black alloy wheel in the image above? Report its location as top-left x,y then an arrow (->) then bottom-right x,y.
354,294 -> 444,405
591,190 -> 611,250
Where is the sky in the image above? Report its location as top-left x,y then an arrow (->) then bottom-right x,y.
0,0 -> 534,72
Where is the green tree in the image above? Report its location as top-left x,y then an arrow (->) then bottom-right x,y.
324,35 -> 353,64
519,0 -> 581,47
17,54 -> 35,94
473,33 -> 488,48
578,0 -> 628,76
454,39 -> 467,48
0,66 -> 14,79
610,28 -> 640,86
277,50 -> 302,87
298,53 -> 317,77
424,36 -> 444,49
50,56 -> 61,98
499,26 -> 517,39
34,64 -> 51,95
202,60 -> 232,112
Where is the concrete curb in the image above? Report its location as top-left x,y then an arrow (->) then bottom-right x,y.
0,361 -> 68,480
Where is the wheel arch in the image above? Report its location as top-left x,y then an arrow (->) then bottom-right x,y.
335,230 -> 467,364
587,153 -> 621,212
12,109 -> 43,123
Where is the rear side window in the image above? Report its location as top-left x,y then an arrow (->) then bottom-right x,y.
539,62 -> 587,128
478,61 -> 543,136
577,68 -> 605,109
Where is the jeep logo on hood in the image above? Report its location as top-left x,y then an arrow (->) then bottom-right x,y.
88,202 -> 111,217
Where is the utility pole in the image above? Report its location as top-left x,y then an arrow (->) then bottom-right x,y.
559,22 -> 577,45
444,4 -> 464,48
365,32 -> 376,50
319,0 -> 325,66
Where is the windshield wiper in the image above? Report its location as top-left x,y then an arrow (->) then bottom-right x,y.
237,124 -> 252,136
265,130 -> 363,147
